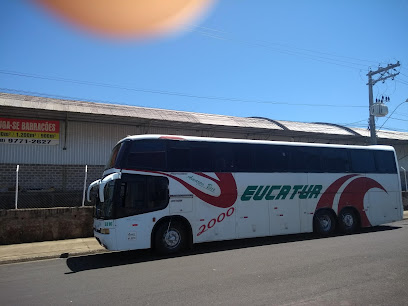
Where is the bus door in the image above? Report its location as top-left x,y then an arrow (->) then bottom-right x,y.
114,173 -> 170,250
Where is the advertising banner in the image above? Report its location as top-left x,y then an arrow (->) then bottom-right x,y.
0,118 -> 60,145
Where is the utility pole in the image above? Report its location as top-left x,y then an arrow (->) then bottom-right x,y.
367,61 -> 400,144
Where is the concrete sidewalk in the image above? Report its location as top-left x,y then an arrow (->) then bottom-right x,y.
1,211 -> 407,265
0,237 -> 106,265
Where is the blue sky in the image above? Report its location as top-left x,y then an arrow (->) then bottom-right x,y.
1,0 -> 407,132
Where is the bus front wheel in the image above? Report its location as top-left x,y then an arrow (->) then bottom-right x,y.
155,221 -> 186,254
314,210 -> 336,236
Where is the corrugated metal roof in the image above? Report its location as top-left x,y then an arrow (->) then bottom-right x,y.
275,120 -> 354,135
355,128 -> 408,141
0,92 -> 285,130
1,92 -> 407,142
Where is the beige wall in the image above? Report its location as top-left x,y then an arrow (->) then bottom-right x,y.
0,207 -> 93,244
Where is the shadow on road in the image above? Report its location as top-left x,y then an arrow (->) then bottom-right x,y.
65,224 -> 400,273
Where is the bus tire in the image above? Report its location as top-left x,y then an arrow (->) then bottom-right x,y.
338,208 -> 359,234
154,221 -> 186,254
314,209 -> 336,236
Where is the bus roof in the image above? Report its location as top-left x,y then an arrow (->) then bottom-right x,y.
118,134 -> 395,151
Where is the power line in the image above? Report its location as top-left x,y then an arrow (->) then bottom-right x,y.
386,117 -> 408,122
192,26 -> 375,71
193,26 -> 378,65
341,119 -> 367,126
378,99 -> 408,131
394,111 -> 408,117
194,26 -> 408,98
396,79 -> 408,86
200,32 -> 364,70
0,72 -> 366,108
0,87 -> 141,107
335,118 -> 408,132
197,34 -> 364,70
377,126 -> 408,132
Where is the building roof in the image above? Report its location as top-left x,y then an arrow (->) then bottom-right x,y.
1,92 -> 407,143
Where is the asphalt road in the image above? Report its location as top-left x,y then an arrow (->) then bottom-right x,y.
1,220 -> 408,306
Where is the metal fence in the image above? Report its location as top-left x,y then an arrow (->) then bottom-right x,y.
0,164 -> 97,210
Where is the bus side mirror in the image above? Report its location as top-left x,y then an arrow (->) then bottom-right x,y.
87,179 -> 100,202
99,172 -> 121,202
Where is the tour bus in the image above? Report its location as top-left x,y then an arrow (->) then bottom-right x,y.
87,135 -> 403,254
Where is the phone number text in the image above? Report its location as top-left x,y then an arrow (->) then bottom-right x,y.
0,138 -> 57,145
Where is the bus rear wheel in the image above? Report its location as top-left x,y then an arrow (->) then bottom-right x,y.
155,221 -> 186,254
339,208 -> 359,234
314,210 -> 336,236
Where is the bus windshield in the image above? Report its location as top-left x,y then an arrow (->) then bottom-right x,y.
105,142 -> 123,170
95,180 -> 115,219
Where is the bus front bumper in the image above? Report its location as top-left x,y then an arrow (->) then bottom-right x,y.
94,228 -> 117,250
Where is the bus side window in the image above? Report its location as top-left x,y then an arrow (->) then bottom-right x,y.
350,150 -> 376,173
212,143 -> 233,172
126,140 -> 166,170
302,147 -> 322,172
119,179 -> 146,217
289,147 -> 310,172
117,175 -> 169,218
191,144 -> 212,172
321,148 -> 349,173
374,151 -> 397,173
233,143 -> 253,172
168,146 -> 191,171
254,145 -> 288,172
147,177 -> 169,209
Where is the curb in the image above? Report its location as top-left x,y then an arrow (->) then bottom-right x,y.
0,249 -> 108,266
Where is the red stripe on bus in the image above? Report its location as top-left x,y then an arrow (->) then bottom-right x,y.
159,136 -> 185,140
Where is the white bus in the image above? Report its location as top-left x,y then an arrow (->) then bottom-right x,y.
87,135 -> 403,254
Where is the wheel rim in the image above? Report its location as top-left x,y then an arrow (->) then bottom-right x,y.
319,215 -> 331,232
343,214 -> 354,228
163,229 -> 181,249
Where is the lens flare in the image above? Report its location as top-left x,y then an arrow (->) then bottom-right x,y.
36,0 -> 214,39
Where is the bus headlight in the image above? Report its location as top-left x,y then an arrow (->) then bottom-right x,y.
100,228 -> 110,234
